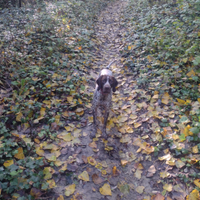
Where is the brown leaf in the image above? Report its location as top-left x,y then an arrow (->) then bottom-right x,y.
30,188 -> 42,198
82,155 -> 88,164
92,173 -> 103,184
113,166 -> 120,176
146,165 -> 156,177
154,193 -> 165,200
89,141 -> 97,149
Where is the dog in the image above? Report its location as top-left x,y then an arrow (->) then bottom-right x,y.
91,60 -> 118,139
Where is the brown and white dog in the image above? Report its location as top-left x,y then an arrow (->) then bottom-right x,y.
91,60 -> 118,139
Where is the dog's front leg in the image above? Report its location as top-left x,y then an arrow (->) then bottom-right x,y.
102,111 -> 109,138
90,108 -> 97,139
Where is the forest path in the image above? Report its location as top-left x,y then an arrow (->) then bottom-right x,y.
56,1 -> 156,200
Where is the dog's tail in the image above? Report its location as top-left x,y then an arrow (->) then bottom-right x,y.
106,60 -> 117,69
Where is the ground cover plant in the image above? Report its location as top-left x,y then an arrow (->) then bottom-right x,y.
0,0 -> 111,199
1,0 -> 200,199
122,0 -> 200,198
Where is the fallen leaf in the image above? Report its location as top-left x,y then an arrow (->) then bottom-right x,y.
162,92 -> 170,104
113,166 -> 120,176
30,188 -> 42,198
99,183 -> 112,196
89,141 -> 97,149
87,156 -> 97,166
186,189 -> 199,200
78,171 -> 89,181
175,159 -> 185,168
118,182 -> 130,194
57,131 -> 73,142
192,145 -> 199,153
135,169 -> 142,179
163,183 -> 172,192
14,147 -> 25,159
3,160 -> 14,167
16,112 -> 23,122
154,193 -> 164,200
135,186 -> 144,194
121,160 -> 128,166
65,184 -> 76,197
47,179 -> 56,188
92,173 -> 103,184
160,171 -> 170,178
194,179 -> 200,188
57,195 -> 64,200
43,167 -> 53,180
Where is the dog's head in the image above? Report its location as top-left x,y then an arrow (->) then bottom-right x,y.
96,75 -> 118,94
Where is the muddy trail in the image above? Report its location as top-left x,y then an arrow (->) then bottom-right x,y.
52,1 -> 159,200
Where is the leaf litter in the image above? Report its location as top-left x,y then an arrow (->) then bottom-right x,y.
0,0 -> 200,199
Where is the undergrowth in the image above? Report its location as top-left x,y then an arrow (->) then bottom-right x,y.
0,0 -> 111,198
123,0 -> 200,190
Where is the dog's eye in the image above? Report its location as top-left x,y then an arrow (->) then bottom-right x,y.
109,78 -> 113,84
102,78 -> 107,83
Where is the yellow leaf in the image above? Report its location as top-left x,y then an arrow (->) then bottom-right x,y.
47,179 -> 56,188
57,195 -> 64,200
36,147 -> 44,156
65,184 -> 76,197
76,108 -> 84,116
135,186 -> 144,194
16,112 -> 23,122
101,170 -> 107,175
88,116 -> 93,123
45,153 -> 56,161
187,69 -> 196,77
99,183 -> 112,196
87,156 -> 97,166
67,96 -> 73,103
194,179 -> 200,188
43,167 -> 52,180
160,171 -> 170,178
3,160 -> 14,167
78,171 -> 89,181
134,122 -> 142,128
135,169 -> 142,179
121,160 -> 128,166
14,147 -> 25,159
163,183 -> 172,192
187,189 -> 199,200
128,46 -> 132,50
55,115 -> 60,124
40,107 -> 46,117
57,131 -> 73,142
162,92 -> 170,105
177,98 -> 186,105
192,145 -> 199,153
175,159 -> 185,168
43,100 -> 51,108
59,164 -> 67,172
73,128 -> 82,137
78,98 -> 82,104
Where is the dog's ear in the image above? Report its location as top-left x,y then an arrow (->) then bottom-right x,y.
96,75 -> 104,91
110,77 -> 118,92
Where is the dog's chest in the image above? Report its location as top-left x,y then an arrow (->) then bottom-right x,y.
93,90 -> 112,108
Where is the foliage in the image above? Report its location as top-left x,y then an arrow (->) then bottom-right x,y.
122,0 -> 200,194
0,0 -> 110,198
